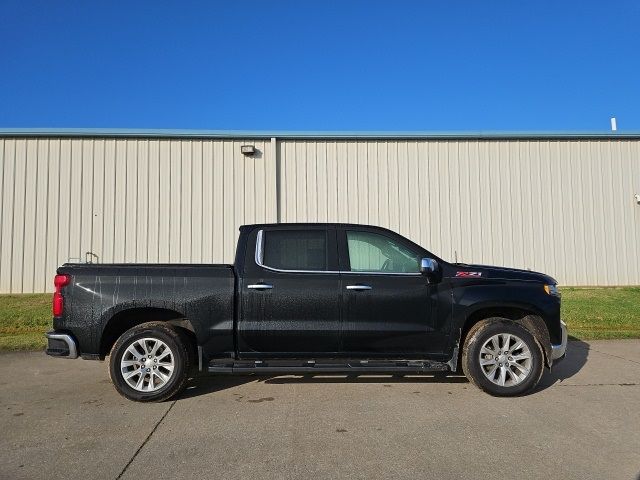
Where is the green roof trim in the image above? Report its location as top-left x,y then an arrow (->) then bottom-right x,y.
0,128 -> 639,140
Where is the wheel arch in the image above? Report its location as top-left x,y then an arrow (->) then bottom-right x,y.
99,307 -> 196,359
457,305 -> 552,368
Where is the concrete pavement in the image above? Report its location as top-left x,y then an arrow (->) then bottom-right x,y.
1,340 -> 639,480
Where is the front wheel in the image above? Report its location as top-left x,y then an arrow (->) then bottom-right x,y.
109,322 -> 191,402
462,318 -> 544,396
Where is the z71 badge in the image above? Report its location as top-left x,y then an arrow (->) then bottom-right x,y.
455,271 -> 482,277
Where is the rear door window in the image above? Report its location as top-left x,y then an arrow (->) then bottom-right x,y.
262,230 -> 328,271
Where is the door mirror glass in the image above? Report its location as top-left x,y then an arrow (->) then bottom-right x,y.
420,258 -> 438,276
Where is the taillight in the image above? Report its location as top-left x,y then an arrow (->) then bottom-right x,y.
53,274 -> 71,316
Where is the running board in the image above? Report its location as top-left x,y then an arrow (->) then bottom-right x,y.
208,359 -> 450,374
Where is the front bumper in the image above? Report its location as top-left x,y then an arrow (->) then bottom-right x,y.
45,331 -> 79,359
550,320 -> 568,363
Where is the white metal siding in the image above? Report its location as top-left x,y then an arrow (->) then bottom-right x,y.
0,138 -> 277,293
279,139 -> 640,286
0,136 -> 638,292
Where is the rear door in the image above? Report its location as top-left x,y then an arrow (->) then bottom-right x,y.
338,227 -> 446,357
238,226 -> 342,358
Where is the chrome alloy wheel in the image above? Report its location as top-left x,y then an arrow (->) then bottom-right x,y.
120,337 -> 175,392
479,333 -> 532,387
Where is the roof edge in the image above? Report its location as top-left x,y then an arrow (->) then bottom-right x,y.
1,128 -> 639,140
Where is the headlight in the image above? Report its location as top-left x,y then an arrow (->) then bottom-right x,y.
544,284 -> 561,297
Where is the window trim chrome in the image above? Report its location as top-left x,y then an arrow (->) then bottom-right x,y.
254,229 -> 422,276
342,271 -> 421,276
255,229 -> 265,266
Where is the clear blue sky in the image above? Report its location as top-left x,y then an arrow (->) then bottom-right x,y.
1,1 -> 639,131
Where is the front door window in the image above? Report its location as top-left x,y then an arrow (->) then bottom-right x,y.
346,231 -> 420,273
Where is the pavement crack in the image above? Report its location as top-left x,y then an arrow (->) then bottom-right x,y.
572,343 -> 640,366
591,350 -> 640,365
115,400 -> 176,479
557,382 -> 639,387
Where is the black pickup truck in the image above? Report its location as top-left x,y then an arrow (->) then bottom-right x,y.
46,223 -> 567,401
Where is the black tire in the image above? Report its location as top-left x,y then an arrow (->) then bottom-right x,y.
109,322 -> 191,402
462,318 -> 544,397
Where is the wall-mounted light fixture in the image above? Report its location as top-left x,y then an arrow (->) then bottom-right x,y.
241,145 -> 256,156
634,193 -> 640,205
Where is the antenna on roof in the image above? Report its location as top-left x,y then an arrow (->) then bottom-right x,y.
610,117 -> 617,132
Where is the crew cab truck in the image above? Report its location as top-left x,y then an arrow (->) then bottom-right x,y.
45,223 -> 567,402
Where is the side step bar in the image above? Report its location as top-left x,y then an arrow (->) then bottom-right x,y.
208,359 -> 449,374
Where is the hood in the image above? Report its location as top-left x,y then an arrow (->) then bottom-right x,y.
446,263 -> 557,285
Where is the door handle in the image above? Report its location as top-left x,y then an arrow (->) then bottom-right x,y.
346,285 -> 372,291
247,283 -> 273,290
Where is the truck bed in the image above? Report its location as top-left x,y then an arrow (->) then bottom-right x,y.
55,263 -> 236,359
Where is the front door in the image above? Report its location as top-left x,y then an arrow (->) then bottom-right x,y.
338,228 -> 445,357
238,226 -> 341,358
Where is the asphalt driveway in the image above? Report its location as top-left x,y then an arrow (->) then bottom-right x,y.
1,340 -> 639,480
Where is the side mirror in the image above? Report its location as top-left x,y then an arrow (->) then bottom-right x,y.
420,258 -> 438,280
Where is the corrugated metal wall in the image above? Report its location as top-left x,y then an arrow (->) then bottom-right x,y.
1,135 -> 639,292
0,137 -> 277,293
280,139 -> 640,286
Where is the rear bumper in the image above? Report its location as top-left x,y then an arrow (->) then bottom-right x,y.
45,331 -> 79,359
550,320 -> 568,363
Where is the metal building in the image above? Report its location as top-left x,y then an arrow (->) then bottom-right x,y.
0,129 -> 639,293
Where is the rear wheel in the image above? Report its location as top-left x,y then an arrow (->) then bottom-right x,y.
462,318 -> 544,396
109,322 -> 191,402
